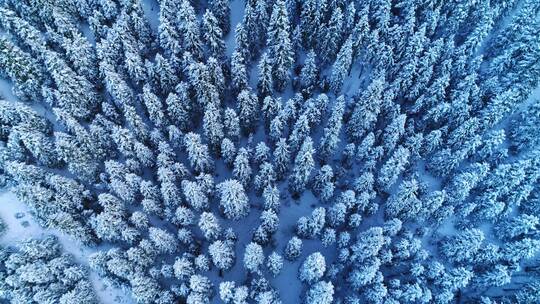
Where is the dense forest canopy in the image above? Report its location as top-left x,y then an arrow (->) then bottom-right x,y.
0,0 -> 539,303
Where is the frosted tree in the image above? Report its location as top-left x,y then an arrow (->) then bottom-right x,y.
0,236 -> 98,304
267,0 -> 294,91
237,89 -> 259,134
178,0 -> 203,58
266,252 -> 284,277
184,132 -> 214,172
209,0 -> 230,34
445,162 -> 489,207
189,274 -> 213,297
149,227 -> 178,254
158,0 -> 182,55
181,180 -> 208,211
516,281 -> 540,303
300,50 -> 319,91
377,146 -> 410,191
502,238 -> 540,262
202,100 -> 225,151
258,52 -> 274,97
474,265 -> 511,288
329,37 -> 353,93
311,165 -> 335,203
320,7 -> 344,63
318,97 -> 345,161
254,142 -> 270,164
231,51 -> 249,93
244,242 -> 264,274
166,86 -> 192,131
173,206 -> 194,227
0,38 -> 43,101
285,236 -> 303,261
350,227 -> 385,263
224,108 -> 241,140
44,51 -> 99,119
328,202 -> 347,228
233,147 -> 252,187
297,207 -> 326,239
476,129 -> 507,164
262,96 -> 282,131
347,75 -> 385,142
209,240 -> 235,271
273,138 -> 290,179
254,162 -> 276,193
202,10 -> 226,59
288,113 -> 311,153
234,23 -> 250,61
386,178 -> 422,220
217,179 -> 250,220
244,0 -> 269,55
440,228 -> 485,263
221,138 -> 237,166
382,114 -> 407,153
142,84 -> 167,128
299,252 -> 326,283
199,212 -> 222,241
347,257 -> 382,290
289,137 -> 315,197
305,281 -> 334,304
263,185 -> 281,211
253,209 -> 279,244
495,214 -> 539,240
299,0 -> 323,47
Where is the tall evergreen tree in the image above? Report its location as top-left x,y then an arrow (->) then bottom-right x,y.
289,137 -> 315,197
267,0 -> 294,91
202,9 -> 226,59
319,97 -> 345,161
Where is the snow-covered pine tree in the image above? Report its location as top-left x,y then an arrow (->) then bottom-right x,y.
267,0 -> 294,91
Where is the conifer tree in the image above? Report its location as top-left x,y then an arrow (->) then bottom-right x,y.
267,0 -> 294,91
318,97 -> 345,161
285,236 -> 303,261
378,146 -> 410,191
312,165 -> 335,203
210,0 -> 231,34
237,89 -> 259,134
299,0 -> 323,47
178,0 -> 203,59
273,138 -> 290,180
158,0 -> 182,56
320,7 -> 344,63
244,242 -> 264,274
217,179 -> 250,220
258,52 -> 274,97
347,75 -> 385,142
233,148 -> 252,187
289,137 -> 315,197
142,84 -> 167,128
184,132 -> 214,173
330,37 -> 353,93
209,240 -> 235,271
203,100 -> 225,151
202,10 -> 226,59
299,252 -> 326,283
166,83 -> 193,131
199,211 -> 222,241
300,50 -> 319,91
440,229 -> 485,263
224,108 -> 241,140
